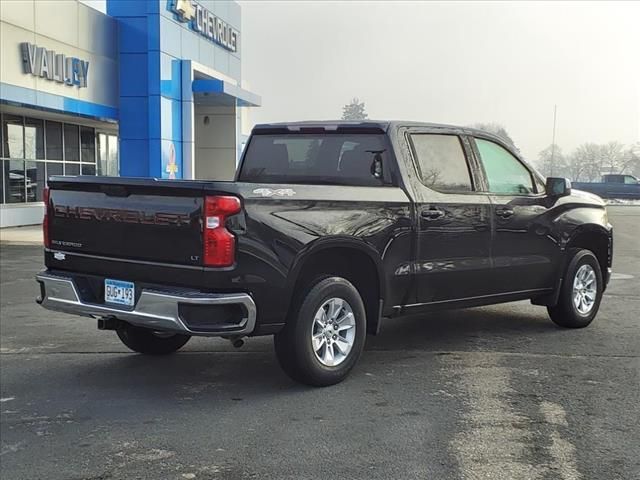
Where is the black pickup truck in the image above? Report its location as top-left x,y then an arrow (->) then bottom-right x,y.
37,121 -> 613,386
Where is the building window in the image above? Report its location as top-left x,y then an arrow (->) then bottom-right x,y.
0,112 -> 105,205
64,124 -> 80,162
45,121 -> 63,160
5,160 -> 26,203
81,127 -> 95,163
3,115 -> 24,159
47,162 -> 63,178
0,161 -> 4,206
24,118 -> 45,160
98,133 -> 119,176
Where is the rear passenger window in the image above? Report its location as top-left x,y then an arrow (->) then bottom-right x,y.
475,138 -> 535,195
409,134 -> 473,193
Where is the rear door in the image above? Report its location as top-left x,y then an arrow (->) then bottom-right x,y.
406,130 -> 493,304
470,136 -> 558,293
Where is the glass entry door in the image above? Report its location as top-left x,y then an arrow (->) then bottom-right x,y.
97,133 -> 119,176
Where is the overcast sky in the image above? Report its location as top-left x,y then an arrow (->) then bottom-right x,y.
85,0 -> 639,161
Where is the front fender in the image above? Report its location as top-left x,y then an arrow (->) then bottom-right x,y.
553,207 -> 611,251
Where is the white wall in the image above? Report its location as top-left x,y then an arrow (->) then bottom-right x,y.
0,204 -> 44,228
0,0 -> 118,108
194,105 -> 238,180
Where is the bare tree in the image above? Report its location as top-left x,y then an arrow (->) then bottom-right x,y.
341,98 -> 368,121
620,142 -> 640,177
537,144 -> 567,177
539,141 -> 637,182
600,141 -> 625,173
470,122 -> 518,150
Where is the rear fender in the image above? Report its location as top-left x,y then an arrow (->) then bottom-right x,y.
285,236 -> 387,335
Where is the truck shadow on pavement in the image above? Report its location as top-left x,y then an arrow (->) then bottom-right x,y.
68,303 -> 567,399
367,303 -> 565,352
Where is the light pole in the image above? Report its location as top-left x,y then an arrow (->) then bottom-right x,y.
550,105 -> 557,176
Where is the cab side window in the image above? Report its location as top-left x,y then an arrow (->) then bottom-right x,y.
475,138 -> 535,195
410,134 -> 473,193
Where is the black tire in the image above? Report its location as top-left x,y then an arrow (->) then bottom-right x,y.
274,276 -> 367,387
547,248 -> 603,328
116,323 -> 191,355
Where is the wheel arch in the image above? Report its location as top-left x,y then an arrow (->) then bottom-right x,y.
285,237 -> 386,335
564,224 -> 612,280
534,222 -> 612,307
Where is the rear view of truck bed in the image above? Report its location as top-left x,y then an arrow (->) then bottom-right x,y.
38,176 -> 257,337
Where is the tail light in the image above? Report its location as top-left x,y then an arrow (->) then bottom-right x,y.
43,187 -> 50,248
203,195 -> 241,267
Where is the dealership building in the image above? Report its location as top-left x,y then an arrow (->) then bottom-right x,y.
0,0 -> 260,227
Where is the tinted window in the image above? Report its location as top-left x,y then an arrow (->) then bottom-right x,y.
0,160 -> 4,204
45,122 -> 63,160
47,162 -> 63,180
410,134 -> 472,192
81,163 -> 96,175
80,126 -> 95,163
64,124 -> 80,161
239,134 -> 393,186
5,160 -> 26,203
65,162 -> 80,176
475,138 -> 534,194
26,161 -> 45,202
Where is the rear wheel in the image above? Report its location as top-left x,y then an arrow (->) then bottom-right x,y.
116,323 -> 191,355
274,276 -> 366,386
547,248 -> 603,328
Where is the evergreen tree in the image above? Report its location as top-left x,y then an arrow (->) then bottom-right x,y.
341,98 -> 368,120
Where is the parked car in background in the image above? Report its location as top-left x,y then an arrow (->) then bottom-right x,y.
573,174 -> 640,199
36,121 -> 613,386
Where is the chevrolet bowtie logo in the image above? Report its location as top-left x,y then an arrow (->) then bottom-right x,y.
174,0 -> 196,22
169,0 -> 239,52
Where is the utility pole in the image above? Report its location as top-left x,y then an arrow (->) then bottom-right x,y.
550,105 -> 557,176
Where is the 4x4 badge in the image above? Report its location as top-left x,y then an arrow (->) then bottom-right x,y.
252,188 -> 296,198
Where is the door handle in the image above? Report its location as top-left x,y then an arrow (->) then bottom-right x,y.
496,208 -> 514,218
421,207 -> 445,221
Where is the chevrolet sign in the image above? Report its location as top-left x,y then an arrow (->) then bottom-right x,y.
171,0 -> 239,53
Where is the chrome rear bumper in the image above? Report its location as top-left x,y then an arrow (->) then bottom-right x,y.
35,272 -> 256,337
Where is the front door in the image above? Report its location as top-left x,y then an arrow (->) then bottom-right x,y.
407,131 -> 493,304
471,136 -> 558,294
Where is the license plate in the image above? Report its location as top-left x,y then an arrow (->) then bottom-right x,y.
104,279 -> 135,307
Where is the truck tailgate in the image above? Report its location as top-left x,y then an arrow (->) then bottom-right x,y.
47,176 -> 237,267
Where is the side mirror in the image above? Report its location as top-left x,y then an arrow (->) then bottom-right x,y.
546,177 -> 572,197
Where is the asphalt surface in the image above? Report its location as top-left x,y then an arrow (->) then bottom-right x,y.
1,206 -> 638,480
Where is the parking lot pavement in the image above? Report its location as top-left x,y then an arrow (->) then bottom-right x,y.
1,206 -> 638,480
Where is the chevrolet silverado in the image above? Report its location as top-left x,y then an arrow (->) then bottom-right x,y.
36,121 -> 613,386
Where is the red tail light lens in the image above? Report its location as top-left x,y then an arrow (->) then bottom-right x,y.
203,195 -> 241,267
43,187 -> 50,248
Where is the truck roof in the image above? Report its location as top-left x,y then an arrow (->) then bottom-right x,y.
252,120 -> 504,141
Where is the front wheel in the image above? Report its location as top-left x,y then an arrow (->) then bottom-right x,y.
547,248 -> 603,328
274,276 -> 367,386
116,323 -> 191,355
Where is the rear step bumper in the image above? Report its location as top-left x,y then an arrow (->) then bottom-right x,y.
35,272 -> 256,337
